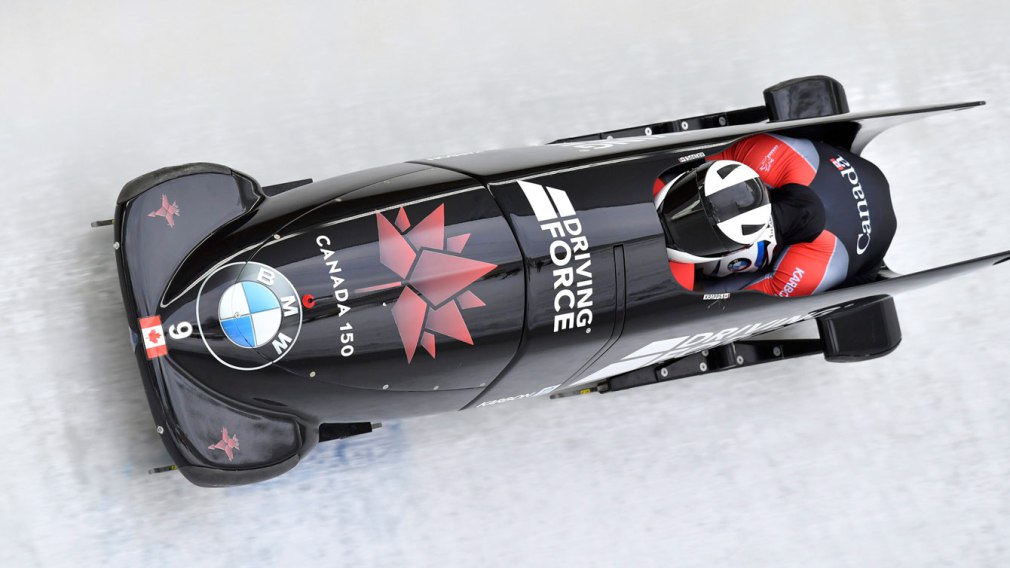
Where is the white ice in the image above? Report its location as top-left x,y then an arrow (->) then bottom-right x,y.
1,1 -> 1009,566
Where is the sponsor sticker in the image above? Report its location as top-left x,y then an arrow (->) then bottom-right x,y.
477,384 -> 560,408
758,144 -> 780,173
556,132 -> 680,152
778,267 -> 806,297
518,181 -> 595,334
571,306 -> 844,387
196,262 -> 303,371
728,258 -> 752,272
831,155 -> 873,255
138,315 -> 168,359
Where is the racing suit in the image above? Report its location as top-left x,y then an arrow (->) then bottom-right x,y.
660,133 -> 896,297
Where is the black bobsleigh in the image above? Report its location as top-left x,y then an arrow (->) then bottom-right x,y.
107,76 -> 1007,487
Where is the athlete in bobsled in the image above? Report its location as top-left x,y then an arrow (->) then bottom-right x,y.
654,134 -> 896,297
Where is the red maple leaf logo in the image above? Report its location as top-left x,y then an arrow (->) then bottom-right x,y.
208,427 -> 240,461
147,328 -> 162,344
368,204 -> 496,362
147,194 -> 181,227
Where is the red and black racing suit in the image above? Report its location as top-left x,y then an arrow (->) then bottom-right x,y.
659,133 -> 896,297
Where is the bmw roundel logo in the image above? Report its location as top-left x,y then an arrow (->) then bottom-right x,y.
728,258 -> 752,272
218,281 -> 284,348
196,262 -> 303,371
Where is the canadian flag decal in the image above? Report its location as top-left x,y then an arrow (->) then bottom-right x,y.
139,316 -> 168,360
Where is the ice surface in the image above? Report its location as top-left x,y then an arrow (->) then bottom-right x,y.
1,1 -> 1009,566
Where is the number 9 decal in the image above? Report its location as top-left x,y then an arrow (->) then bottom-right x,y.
169,322 -> 193,340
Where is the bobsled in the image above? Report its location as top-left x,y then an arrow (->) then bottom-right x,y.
107,76 -> 1007,486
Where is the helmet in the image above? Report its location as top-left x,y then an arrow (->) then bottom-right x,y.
654,160 -> 774,264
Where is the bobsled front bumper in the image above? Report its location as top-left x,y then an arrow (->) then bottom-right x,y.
129,350 -> 305,487
113,163 -> 309,487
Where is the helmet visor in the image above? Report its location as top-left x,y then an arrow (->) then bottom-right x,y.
658,171 -> 748,258
705,177 -> 768,223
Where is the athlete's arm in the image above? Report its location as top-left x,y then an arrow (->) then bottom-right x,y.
707,133 -> 819,188
667,260 -> 695,290
730,231 -> 847,297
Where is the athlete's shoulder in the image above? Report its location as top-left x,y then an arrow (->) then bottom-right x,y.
710,133 -> 819,187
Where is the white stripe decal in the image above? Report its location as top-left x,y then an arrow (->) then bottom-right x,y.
546,186 -> 576,217
571,356 -> 656,386
518,181 -> 557,221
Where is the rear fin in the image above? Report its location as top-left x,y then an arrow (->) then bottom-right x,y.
792,249 -> 1010,316
549,100 -> 985,156
857,250 -> 1010,295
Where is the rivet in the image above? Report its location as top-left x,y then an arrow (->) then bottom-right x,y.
718,116 -> 727,126
479,383 -> 486,387
433,385 -> 439,390
382,384 -> 389,390
736,355 -> 744,365
273,234 -> 281,240
660,368 -> 669,378
699,362 -> 708,372
309,371 -> 316,378
113,242 -> 120,250
585,328 -> 591,334
701,350 -> 709,357
773,347 -> 782,357
156,426 -> 164,435
680,121 -> 690,130
645,127 -> 653,135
